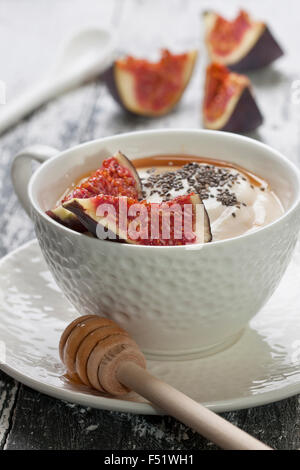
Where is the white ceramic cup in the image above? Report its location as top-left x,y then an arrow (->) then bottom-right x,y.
11,129 -> 300,360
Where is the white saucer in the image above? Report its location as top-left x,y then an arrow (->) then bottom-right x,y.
1,239 -> 300,415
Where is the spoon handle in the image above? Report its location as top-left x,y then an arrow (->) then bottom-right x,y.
0,72 -> 87,135
117,361 -> 272,451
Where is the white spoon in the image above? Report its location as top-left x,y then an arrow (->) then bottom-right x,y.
0,28 -> 116,135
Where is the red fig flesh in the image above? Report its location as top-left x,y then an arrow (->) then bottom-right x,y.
203,63 -> 263,133
104,49 -> 198,117
204,10 -> 284,71
63,193 -> 212,245
47,152 -> 143,232
62,152 -> 143,202
113,151 -> 143,200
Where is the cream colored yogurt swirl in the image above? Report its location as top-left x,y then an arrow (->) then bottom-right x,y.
139,164 -> 284,242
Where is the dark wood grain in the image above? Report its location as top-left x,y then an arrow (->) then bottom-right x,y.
4,385 -> 300,450
0,0 -> 300,450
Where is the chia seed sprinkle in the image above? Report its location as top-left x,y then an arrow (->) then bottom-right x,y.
141,163 -> 246,208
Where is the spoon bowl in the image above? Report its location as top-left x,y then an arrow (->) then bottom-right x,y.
54,28 -> 116,80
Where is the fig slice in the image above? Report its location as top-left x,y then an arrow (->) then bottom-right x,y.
104,49 -> 198,117
113,151 -> 143,200
204,10 -> 284,71
46,207 -> 87,233
46,152 -> 143,232
63,193 -> 212,245
203,63 -> 263,133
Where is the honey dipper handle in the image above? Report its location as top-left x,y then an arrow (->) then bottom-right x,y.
117,362 -> 272,451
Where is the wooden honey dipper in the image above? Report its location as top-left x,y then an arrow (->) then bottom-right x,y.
60,315 -> 272,450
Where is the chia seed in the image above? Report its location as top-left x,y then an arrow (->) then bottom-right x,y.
141,163 -> 246,208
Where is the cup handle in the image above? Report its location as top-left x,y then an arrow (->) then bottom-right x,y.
11,145 -> 59,217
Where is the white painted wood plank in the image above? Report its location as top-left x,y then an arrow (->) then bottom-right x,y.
0,0 -> 116,94
0,378 -> 18,448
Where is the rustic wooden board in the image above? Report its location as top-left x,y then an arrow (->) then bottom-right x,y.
0,0 -> 300,450
3,385 -> 300,450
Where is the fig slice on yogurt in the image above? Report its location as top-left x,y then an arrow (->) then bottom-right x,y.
46,151 -> 143,232
204,10 -> 284,72
113,151 -> 143,200
63,193 -> 212,245
203,62 -> 263,133
104,49 -> 198,117
46,206 -> 87,233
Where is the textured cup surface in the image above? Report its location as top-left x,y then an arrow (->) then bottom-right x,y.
28,130 -> 300,359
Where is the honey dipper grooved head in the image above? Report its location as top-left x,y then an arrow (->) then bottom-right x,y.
60,315 -> 146,396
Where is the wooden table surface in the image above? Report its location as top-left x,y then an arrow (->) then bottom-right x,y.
0,0 -> 300,450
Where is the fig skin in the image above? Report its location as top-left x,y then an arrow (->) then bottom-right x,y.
60,199 -> 121,241
191,194 -> 212,243
203,63 -> 263,134
204,10 -> 284,72
229,27 -> 284,72
103,65 -> 148,118
103,65 -> 126,111
221,87 -> 263,133
103,50 -> 198,117
46,208 -> 86,233
114,151 -> 143,200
